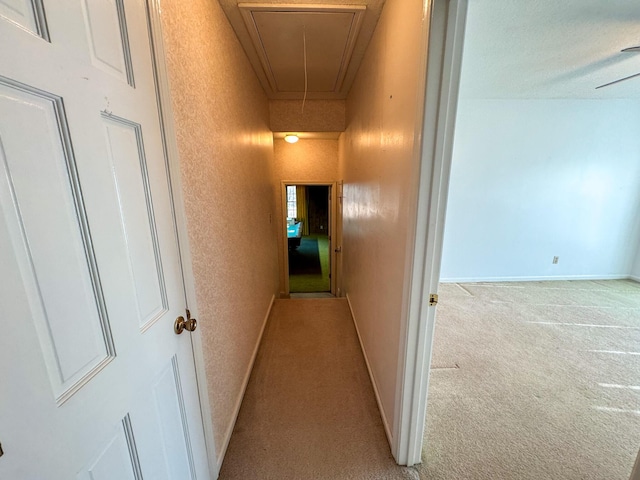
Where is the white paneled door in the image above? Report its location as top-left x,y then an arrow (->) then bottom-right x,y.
0,1 -> 210,479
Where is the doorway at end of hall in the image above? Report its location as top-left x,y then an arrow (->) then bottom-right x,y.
286,184 -> 331,294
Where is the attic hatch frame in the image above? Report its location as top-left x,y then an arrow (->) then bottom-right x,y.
238,3 -> 366,98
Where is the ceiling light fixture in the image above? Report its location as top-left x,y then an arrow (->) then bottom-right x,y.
284,134 -> 299,144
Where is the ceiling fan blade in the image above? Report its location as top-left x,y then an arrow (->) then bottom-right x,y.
595,46 -> 640,89
596,71 -> 640,89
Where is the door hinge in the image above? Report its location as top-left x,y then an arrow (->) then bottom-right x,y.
429,294 -> 438,306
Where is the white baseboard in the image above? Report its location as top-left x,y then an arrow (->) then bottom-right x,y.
440,274 -> 631,283
345,293 -> 393,446
630,275 -> 640,283
215,294 -> 275,473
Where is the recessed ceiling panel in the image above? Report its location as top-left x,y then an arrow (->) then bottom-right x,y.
239,4 -> 365,98
254,11 -> 353,92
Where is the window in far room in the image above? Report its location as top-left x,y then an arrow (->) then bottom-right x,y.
287,185 -> 297,218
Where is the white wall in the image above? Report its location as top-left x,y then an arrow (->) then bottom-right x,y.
441,99 -> 640,282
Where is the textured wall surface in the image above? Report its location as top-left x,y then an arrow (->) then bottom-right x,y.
270,100 -> 346,132
273,138 -> 339,293
339,0 -> 427,440
441,100 -> 640,282
160,0 -> 279,460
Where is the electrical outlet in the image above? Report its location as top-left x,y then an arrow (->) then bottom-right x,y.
552,256 -> 559,264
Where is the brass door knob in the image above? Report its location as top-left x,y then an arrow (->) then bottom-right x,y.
174,309 -> 197,334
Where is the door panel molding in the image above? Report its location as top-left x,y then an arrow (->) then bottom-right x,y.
101,112 -> 169,332
0,77 -> 115,405
80,0 -> 135,86
0,0 -> 49,41
151,355 -> 196,480
0,1 -> 212,477
122,414 -> 145,480
78,414 -> 143,480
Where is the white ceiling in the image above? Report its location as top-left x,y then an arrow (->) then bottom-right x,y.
459,0 -> 640,99
220,1 -> 385,100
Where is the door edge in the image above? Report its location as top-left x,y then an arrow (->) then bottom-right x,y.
393,0 -> 468,467
145,1 -> 218,477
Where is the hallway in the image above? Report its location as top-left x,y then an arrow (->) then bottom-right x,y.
219,299 -> 414,479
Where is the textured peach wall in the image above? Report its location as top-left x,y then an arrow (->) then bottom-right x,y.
160,0 -> 279,456
273,139 -> 339,293
339,0 -> 428,439
270,100 -> 346,132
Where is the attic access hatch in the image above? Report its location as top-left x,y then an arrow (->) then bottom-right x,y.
239,4 -> 366,99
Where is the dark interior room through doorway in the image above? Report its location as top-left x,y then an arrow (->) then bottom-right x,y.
286,184 -> 331,293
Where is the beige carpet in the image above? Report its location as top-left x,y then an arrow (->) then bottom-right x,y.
219,282 -> 640,479
420,279 -> 640,480
218,298 -> 416,480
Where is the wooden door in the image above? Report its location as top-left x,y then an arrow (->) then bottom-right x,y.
0,1 -> 210,478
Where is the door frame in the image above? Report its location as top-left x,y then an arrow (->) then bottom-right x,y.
393,0 -> 468,466
631,449 -> 640,480
281,181 -> 338,296
145,1 -> 217,476
336,180 -> 344,297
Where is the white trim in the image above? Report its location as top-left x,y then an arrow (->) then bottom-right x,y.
440,274 -> 632,283
335,180 -> 344,297
630,448 -> 640,480
392,0 -> 435,462
630,275 -> 640,283
215,295 -> 275,472
346,294 -> 393,445
394,0 -> 468,467
280,182 -> 290,297
144,1 -> 216,477
329,183 -> 337,295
